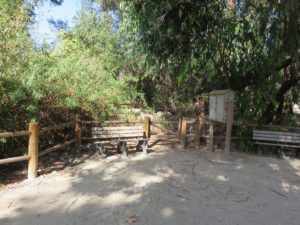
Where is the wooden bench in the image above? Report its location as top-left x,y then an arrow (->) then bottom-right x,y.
91,124 -> 148,158
253,129 -> 300,158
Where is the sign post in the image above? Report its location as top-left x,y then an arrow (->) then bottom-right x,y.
209,90 -> 234,153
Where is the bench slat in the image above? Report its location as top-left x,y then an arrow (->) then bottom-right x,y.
92,132 -> 143,137
253,130 -> 300,138
92,126 -> 143,132
253,136 -> 300,144
93,130 -> 143,135
253,133 -> 300,139
255,142 -> 300,148
92,134 -> 144,139
98,139 -> 146,145
253,134 -> 300,141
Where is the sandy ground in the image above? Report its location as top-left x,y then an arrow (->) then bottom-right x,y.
0,145 -> 300,225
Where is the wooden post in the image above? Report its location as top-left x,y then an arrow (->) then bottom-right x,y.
75,115 -> 81,154
180,117 -> 187,147
143,116 -> 151,138
208,120 -> 214,152
195,117 -> 201,148
178,117 -> 182,140
224,101 -> 234,154
28,122 -> 39,179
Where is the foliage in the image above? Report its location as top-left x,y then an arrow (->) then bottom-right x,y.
0,1 -> 32,80
0,0 -> 299,160
120,0 -> 300,124
1,0 -> 144,133
0,0 -> 145,160
43,7 -> 140,120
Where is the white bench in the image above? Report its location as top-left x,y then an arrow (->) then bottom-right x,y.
91,125 -> 148,158
253,129 -> 300,158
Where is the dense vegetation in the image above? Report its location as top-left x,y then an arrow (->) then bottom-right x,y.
119,0 -> 299,124
1,0 -> 299,131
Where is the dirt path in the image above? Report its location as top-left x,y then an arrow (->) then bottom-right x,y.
1,146 -> 300,225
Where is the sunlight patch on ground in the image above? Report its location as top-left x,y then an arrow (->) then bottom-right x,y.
130,153 -> 148,161
235,164 -> 245,170
281,181 -> 290,192
268,163 -> 280,171
101,190 -> 141,207
81,161 -> 103,170
287,159 -> 300,177
129,172 -> 164,188
102,161 -> 128,181
216,175 -> 228,181
161,207 -> 174,218
280,179 -> 300,193
153,164 -> 178,177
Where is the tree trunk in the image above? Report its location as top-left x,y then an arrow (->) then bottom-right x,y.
261,66 -> 299,124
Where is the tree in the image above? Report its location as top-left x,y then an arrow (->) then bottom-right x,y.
37,2 -> 143,120
120,0 -> 300,124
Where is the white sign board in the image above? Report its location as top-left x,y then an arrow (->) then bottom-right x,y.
209,90 -> 234,123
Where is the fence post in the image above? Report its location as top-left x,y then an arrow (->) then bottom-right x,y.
143,116 -> 151,138
225,101 -> 234,154
208,120 -> 214,152
75,115 -> 81,154
178,117 -> 182,140
195,117 -> 201,148
28,122 -> 39,179
180,117 -> 187,147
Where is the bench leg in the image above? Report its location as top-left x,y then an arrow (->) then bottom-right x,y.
277,147 -> 285,159
136,139 -> 148,155
256,145 -> 262,156
117,141 -> 128,157
142,140 -> 148,155
121,145 -> 128,157
296,149 -> 300,158
95,143 -> 107,159
117,143 -> 121,154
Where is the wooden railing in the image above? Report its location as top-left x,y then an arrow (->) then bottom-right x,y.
0,119 -> 81,180
1,115 -> 251,180
3,115 -> 242,179
0,130 -> 32,166
0,117 -> 152,180
0,115 -> 244,181
177,117 -> 200,147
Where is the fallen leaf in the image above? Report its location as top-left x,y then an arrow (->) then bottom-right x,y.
254,203 -> 266,208
127,214 -> 139,224
7,202 -> 12,208
234,196 -> 249,203
268,187 -> 287,198
176,194 -> 189,201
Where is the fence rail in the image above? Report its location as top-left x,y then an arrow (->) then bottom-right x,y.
0,155 -> 30,165
40,121 -> 76,134
39,138 -> 76,157
0,119 -> 81,180
0,130 -> 31,138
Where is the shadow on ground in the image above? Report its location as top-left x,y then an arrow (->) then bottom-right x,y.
1,145 -> 300,225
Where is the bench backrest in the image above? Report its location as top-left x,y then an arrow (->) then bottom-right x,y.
92,125 -> 145,140
253,130 -> 300,144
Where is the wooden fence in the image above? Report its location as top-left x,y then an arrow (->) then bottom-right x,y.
0,119 -> 81,180
177,116 -> 257,148
0,117 -> 152,180
2,115 -> 274,180
177,117 -> 199,147
0,116 -> 190,180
